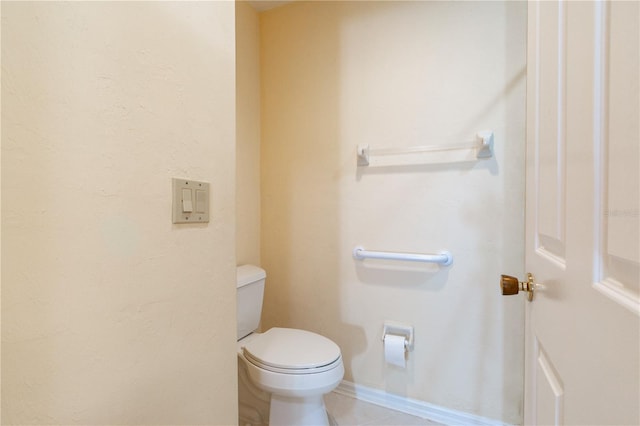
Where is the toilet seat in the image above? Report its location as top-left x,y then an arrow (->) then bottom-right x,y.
242,327 -> 341,374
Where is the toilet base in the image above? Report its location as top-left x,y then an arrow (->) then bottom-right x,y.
238,357 -> 270,425
269,394 -> 330,426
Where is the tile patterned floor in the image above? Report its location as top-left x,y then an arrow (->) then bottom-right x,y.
325,391 -> 444,426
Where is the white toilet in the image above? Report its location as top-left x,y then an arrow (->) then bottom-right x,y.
237,265 -> 344,426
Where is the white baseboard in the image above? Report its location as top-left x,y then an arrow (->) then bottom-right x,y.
334,380 -> 511,426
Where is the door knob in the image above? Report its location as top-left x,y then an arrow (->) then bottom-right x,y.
500,273 -> 536,301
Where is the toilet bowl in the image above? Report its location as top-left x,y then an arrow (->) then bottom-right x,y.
238,327 -> 344,425
236,264 -> 344,426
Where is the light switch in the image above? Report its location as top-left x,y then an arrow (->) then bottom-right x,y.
195,189 -> 207,213
182,188 -> 193,213
172,178 -> 210,224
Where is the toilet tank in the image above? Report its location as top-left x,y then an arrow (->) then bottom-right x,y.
237,265 -> 266,340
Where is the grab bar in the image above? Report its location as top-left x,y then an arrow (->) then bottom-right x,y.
353,246 -> 453,266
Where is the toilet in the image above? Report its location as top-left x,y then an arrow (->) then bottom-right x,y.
237,265 -> 344,426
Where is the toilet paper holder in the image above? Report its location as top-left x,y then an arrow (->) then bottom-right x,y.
382,321 -> 414,351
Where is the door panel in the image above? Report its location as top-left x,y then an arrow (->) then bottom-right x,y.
535,0 -> 567,264
525,1 -> 639,425
593,0 -> 640,312
534,341 -> 563,426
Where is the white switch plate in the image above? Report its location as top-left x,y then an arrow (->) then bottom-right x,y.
172,178 -> 210,224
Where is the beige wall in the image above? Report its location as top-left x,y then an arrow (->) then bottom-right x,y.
1,2 -> 237,424
236,1 -> 261,267
260,1 -> 526,423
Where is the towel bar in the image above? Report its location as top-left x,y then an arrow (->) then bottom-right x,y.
357,130 -> 494,166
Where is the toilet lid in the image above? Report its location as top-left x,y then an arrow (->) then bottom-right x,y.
242,328 -> 341,372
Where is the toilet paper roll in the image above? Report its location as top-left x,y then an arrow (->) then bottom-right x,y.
384,334 -> 406,368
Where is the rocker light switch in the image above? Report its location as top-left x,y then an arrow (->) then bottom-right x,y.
172,178 -> 210,224
182,189 -> 193,213
195,189 -> 207,213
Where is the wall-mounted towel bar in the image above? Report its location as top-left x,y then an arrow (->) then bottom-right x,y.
353,246 -> 453,266
357,130 -> 494,167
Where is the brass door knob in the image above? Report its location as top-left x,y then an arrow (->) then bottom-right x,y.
500,273 -> 536,301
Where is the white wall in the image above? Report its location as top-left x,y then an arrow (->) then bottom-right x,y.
236,1 -> 262,267
1,2 -> 237,423
260,1 -> 526,423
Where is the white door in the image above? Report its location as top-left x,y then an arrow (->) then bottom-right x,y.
523,1 -> 639,425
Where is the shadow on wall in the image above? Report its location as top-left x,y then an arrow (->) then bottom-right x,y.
354,261 -> 450,292
258,0 -> 369,372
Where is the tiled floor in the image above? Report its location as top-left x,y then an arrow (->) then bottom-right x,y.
325,391 -> 444,426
